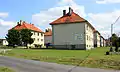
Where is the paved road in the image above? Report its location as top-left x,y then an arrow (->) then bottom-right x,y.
0,56 -> 119,72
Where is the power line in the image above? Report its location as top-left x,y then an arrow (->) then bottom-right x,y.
112,16 -> 120,25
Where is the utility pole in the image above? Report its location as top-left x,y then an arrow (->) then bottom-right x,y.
111,16 -> 120,49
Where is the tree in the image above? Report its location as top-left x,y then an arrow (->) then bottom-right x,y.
6,29 -> 21,47
111,34 -> 119,52
111,34 -> 118,46
118,37 -> 120,47
20,29 -> 34,48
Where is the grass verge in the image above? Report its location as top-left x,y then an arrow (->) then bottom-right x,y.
0,67 -> 15,72
2,47 -> 120,70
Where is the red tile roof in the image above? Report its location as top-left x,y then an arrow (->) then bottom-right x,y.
44,29 -> 52,36
12,21 -> 43,32
50,12 -> 86,25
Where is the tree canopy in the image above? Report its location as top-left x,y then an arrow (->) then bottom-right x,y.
6,29 -> 21,47
6,29 -> 34,48
20,29 -> 34,47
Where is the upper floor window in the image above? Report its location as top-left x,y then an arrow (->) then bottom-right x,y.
41,39 -> 43,41
41,33 -> 43,36
38,39 -> 39,41
34,32 -> 36,35
38,33 -> 39,36
87,35 -> 88,40
87,25 -> 89,30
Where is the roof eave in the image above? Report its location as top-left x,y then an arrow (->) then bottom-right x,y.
50,21 -> 87,25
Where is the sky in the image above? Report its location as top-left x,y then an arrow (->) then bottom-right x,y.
0,0 -> 120,39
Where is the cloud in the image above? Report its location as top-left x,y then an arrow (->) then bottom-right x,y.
96,0 -> 120,4
0,12 -> 8,18
0,19 -> 16,26
0,12 -> 16,38
32,0 -> 86,30
88,10 -> 120,38
32,0 -> 120,38
0,20 -> 16,38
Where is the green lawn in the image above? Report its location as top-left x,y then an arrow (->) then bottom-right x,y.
0,67 -> 15,72
2,47 -> 120,70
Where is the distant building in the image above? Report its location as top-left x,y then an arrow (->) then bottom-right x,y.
100,36 -> 104,47
50,7 -> 95,50
94,30 -> 101,47
44,28 -> 52,44
11,20 -> 44,47
0,39 -> 8,46
103,39 -> 106,47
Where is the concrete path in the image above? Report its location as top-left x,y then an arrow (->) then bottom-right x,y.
0,56 -> 119,72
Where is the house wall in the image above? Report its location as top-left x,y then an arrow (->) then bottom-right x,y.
94,32 -> 100,47
100,37 -> 104,47
44,36 -> 52,44
2,39 -> 8,46
85,23 -> 94,49
94,33 -> 97,47
97,33 -> 101,47
29,31 -> 44,47
52,22 -> 86,49
103,39 -> 106,47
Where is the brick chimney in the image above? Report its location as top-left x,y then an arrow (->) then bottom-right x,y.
20,20 -> 22,24
63,10 -> 66,16
68,7 -> 73,16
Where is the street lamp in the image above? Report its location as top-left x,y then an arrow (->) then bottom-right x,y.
111,16 -> 120,49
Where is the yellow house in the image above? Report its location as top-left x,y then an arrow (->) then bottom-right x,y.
11,20 -> 44,47
50,7 -> 95,50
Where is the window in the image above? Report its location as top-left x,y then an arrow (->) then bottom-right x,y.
89,37 -> 90,41
87,45 -> 88,47
33,38 -> 35,41
34,32 -> 35,35
87,35 -> 88,40
38,33 -> 39,36
87,25 -> 89,30
41,33 -> 43,36
38,39 -> 39,41
41,39 -> 43,41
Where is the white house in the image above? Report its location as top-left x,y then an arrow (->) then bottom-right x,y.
50,7 -> 95,50
0,39 -> 8,46
11,20 -> 44,47
44,28 -> 52,44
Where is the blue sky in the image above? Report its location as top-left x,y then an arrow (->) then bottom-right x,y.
0,0 -> 120,38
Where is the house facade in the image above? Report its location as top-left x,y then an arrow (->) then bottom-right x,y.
44,28 -> 52,44
11,20 -> 44,47
94,30 -> 101,47
0,39 -> 8,46
103,39 -> 106,47
100,36 -> 104,47
50,7 -> 95,50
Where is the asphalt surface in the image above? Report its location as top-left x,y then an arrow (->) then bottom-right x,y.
0,56 -> 119,72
